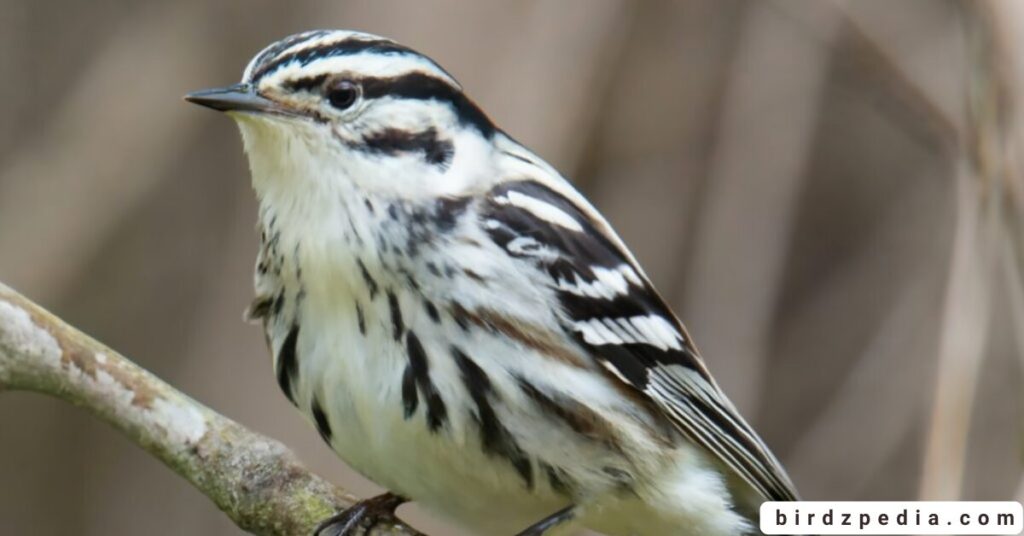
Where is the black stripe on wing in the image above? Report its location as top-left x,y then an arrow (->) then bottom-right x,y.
480,179 -> 799,502
481,180 -> 708,384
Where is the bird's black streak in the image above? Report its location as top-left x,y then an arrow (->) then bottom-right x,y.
358,127 -> 454,169
272,291 -> 285,316
355,301 -> 366,335
387,289 -> 404,340
311,396 -> 332,443
434,196 -> 471,233
453,347 -> 533,489
276,324 -> 300,405
405,332 -> 447,432
450,301 -> 471,331
401,364 -> 418,418
357,258 -> 379,299
542,463 -> 572,496
423,299 -> 440,323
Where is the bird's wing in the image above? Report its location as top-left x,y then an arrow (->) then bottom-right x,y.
480,178 -> 799,502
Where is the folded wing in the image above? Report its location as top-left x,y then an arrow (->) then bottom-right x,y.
480,179 -> 798,502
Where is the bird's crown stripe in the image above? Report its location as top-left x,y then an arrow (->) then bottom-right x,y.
252,36 -> 422,81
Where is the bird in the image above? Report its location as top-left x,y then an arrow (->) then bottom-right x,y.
185,29 -> 800,536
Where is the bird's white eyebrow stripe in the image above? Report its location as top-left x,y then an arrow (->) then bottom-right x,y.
268,52 -> 460,91
495,191 -> 584,232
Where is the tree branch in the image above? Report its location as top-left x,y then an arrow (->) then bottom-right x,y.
0,281 -> 423,536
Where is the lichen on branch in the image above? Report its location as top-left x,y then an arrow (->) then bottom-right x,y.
0,281 -> 422,536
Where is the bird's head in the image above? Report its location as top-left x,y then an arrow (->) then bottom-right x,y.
186,30 -> 499,201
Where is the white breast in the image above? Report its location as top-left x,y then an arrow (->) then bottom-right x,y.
239,118 -> 751,536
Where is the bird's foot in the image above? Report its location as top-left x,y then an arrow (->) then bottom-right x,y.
514,505 -> 577,536
314,493 -> 408,536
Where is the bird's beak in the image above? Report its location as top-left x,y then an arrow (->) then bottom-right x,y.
184,83 -> 279,114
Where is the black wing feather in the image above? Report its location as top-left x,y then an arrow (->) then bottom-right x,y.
481,179 -> 799,502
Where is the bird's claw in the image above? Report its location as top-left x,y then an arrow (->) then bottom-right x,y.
314,493 -> 408,536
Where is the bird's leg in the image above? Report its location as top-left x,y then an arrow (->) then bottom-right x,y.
314,492 -> 409,536
514,505 -> 577,536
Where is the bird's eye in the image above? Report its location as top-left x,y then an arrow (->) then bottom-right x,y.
326,80 -> 359,110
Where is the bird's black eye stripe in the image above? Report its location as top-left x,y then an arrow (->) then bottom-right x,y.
360,73 -> 495,137
284,72 -> 494,135
283,74 -> 328,92
284,75 -> 361,111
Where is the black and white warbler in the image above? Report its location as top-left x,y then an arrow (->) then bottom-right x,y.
186,30 -> 799,536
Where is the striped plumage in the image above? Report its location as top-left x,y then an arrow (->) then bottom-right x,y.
187,30 -> 799,535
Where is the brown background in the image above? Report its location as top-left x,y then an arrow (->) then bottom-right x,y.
0,1 -> 1021,534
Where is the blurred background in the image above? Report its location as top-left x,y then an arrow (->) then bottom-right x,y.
1,1 -> 1022,534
